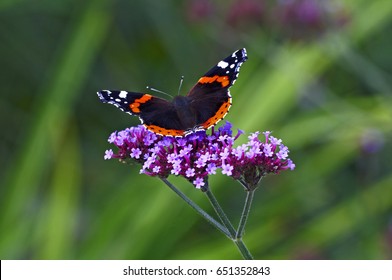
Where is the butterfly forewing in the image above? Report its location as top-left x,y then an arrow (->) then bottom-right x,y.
186,48 -> 247,130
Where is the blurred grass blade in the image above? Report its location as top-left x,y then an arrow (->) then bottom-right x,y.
0,0 -> 111,256
36,126 -> 81,259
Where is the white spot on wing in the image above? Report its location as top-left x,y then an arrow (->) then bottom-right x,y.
119,91 -> 128,98
218,61 -> 229,69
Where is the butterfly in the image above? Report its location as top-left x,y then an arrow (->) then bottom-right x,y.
97,48 -> 247,137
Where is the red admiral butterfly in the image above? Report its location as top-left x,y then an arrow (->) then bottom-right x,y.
97,48 -> 247,137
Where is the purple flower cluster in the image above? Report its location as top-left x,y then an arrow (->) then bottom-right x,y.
185,0 -> 349,41
104,122 -> 295,190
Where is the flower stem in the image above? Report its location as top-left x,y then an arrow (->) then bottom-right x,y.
159,177 -> 230,238
204,187 -> 237,238
236,189 -> 255,239
234,239 -> 254,260
204,187 -> 253,260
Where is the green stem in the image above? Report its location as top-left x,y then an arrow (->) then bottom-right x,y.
159,177 -> 230,238
236,190 -> 255,239
204,187 -> 253,260
160,178 -> 253,259
204,187 -> 237,239
234,239 -> 254,260
238,178 -> 250,191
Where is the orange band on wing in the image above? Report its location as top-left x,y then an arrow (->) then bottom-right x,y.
201,99 -> 232,129
129,94 -> 153,113
144,124 -> 185,137
198,75 -> 230,87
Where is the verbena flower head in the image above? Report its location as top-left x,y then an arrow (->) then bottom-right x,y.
104,122 -> 295,190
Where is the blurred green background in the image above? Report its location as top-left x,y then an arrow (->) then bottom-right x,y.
1,0 -> 392,259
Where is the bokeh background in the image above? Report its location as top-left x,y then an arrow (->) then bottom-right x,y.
1,0 -> 392,259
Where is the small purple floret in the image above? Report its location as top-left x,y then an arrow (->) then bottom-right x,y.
104,149 -> 114,160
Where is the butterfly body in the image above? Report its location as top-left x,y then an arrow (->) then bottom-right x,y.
98,48 -> 247,137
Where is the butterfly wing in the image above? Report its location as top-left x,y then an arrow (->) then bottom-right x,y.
186,48 -> 248,130
97,48 -> 247,136
97,90 -> 186,136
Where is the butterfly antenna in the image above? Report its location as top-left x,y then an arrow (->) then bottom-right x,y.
177,75 -> 184,96
146,86 -> 173,98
